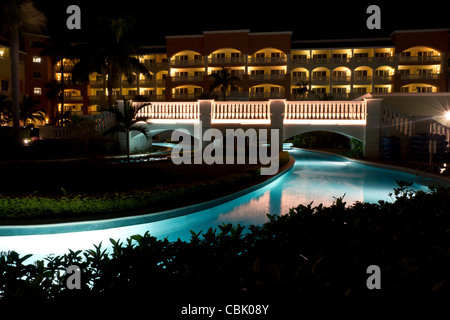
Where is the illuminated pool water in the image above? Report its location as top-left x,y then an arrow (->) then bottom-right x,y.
0,148 -> 446,263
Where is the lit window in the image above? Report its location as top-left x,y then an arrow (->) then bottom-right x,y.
33,56 -> 42,63
34,87 -> 42,95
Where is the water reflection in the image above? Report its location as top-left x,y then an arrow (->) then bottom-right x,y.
0,149 -> 436,262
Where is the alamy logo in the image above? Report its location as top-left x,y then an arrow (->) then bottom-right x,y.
170,121 -> 280,176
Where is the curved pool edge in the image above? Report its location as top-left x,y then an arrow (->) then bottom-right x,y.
0,156 -> 295,237
296,148 -> 450,187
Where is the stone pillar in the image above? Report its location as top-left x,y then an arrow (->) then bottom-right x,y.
269,99 -> 285,153
364,98 -> 383,159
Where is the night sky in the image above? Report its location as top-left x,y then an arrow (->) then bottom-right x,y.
33,0 -> 449,44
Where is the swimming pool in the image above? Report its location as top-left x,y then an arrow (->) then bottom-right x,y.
0,148 -> 446,263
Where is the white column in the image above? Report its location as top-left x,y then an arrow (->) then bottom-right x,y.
364,98 -> 383,159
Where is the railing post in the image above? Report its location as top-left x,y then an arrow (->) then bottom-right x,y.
364,98 -> 383,159
269,99 -> 285,153
197,99 -> 213,142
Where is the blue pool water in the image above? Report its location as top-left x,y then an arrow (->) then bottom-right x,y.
0,148 -> 445,262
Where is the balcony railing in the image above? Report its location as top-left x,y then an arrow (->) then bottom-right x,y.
171,75 -> 204,82
291,56 -> 395,66
208,57 -> 246,64
249,57 -> 287,64
171,59 -> 204,67
249,74 -> 286,81
399,55 -> 441,63
400,73 -> 441,80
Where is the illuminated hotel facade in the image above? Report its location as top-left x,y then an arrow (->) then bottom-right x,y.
87,28 -> 449,105
5,28 -> 448,121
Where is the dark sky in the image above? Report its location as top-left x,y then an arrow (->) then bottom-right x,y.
33,0 -> 449,45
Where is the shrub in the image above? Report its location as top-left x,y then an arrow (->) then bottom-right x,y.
1,183 -> 449,314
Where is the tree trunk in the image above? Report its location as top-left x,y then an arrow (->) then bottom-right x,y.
60,58 -> 65,126
126,129 -> 130,164
10,24 -> 20,143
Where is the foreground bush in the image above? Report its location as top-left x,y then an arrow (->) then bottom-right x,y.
1,182 -> 449,315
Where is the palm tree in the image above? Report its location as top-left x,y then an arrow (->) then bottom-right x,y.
103,97 -> 150,163
209,67 -> 240,101
34,34 -> 75,125
292,80 -> 312,100
0,95 -> 12,125
0,0 -> 46,142
19,95 -> 45,126
71,14 -> 150,107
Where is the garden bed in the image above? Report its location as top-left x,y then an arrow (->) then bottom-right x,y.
0,152 -> 291,224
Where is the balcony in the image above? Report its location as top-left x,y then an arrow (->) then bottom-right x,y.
249,91 -> 285,99
143,61 -> 169,70
208,57 -> 246,65
399,55 -> 441,63
353,75 -> 373,84
332,75 -> 351,84
311,76 -> 330,84
373,74 -> 392,84
249,74 -> 286,81
291,56 -> 396,66
400,73 -> 441,80
249,56 -> 287,65
171,58 -> 204,67
171,75 -> 204,82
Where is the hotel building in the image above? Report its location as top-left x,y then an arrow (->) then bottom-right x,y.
2,28 -> 449,122
87,29 -> 449,107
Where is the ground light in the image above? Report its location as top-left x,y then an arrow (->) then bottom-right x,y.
445,110 -> 450,121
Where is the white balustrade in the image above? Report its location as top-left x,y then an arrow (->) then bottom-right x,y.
284,101 -> 366,121
211,101 -> 270,121
380,103 -> 415,137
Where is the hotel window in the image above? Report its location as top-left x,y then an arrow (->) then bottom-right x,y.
399,69 -> 410,75
418,51 -> 433,57
292,71 -> 307,79
375,69 -> 389,77
214,53 -> 225,59
176,55 -> 188,61
417,86 -> 433,92
251,87 -> 264,93
34,87 -> 42,95
374,87 -> 389,93
33,71 -> 42,79
332,87 -> 347,94
354,70 -> 368,79
270,87 -> 280,93
313,54 -> 327,60
332,53 -> 347,58
332,70 -> 348,80
312,71 -> 327,80
251,70 -> 265,75
375,52 -> 390,57
1,80 -> 8,92
230,69 -> 244,77
312,87 -> 326,94
293,54 -> 307,60
32,56 -> 41,63
353,87 -> 367,94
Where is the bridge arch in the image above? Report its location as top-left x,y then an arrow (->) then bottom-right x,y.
284,125 -> 365,142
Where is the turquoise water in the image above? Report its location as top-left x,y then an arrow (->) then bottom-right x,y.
0,148 -> 442,262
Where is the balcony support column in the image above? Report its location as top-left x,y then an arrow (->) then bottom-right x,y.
244,54 -> 248,75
